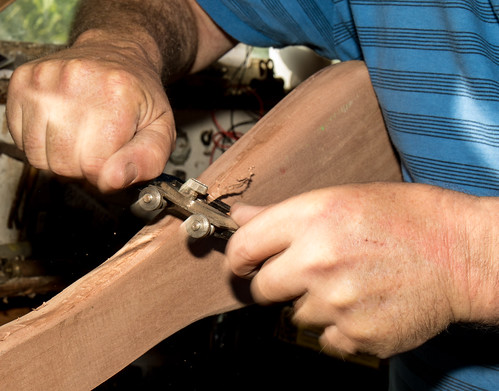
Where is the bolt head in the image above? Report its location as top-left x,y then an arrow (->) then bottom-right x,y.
138,186 -> 163,211
184,214 -> 213,238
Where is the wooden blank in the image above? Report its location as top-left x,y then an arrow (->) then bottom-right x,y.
0,61 -> 401,390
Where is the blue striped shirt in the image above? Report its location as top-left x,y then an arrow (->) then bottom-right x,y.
197,0 -> 499,390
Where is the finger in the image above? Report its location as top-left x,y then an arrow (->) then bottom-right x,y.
21,98 -> 50,170
292,292 -> 337,329
247,247 -> 308,304
44,98 -> 130,179
319,325 -> 358,357
97,117 -> 175,192
47,79 -> 165,184
75,104 -> 141,185
6,67 -> 50,169
10,61 -> 61,167
230,202 -> 267,225
10,64 -> 83,173
5,76 -> 24,148
225,203 -> 292,277
45,108 -> 84,176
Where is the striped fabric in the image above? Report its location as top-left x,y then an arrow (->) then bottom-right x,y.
197,0 -> 499,390
199,0 -> 499,197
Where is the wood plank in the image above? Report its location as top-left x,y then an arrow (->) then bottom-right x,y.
0,61 -> 401,390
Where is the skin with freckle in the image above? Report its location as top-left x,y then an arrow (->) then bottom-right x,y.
226,182 -> 497,358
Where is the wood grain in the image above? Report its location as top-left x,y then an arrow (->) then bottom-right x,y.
0,61 -> 401,390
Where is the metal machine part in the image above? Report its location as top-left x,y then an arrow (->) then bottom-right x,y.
134,175 -> 238,240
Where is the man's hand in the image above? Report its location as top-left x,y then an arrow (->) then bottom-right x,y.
6,34 -> 175,192
226,183 -> 498,358
5,0 -> 236,192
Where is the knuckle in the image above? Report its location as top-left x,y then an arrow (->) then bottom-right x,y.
320,327 -> 357,356
103,69 -> 137,99
30,61 -> 55,89
325,278 -> 359,309
107,68 -> 135,85
322,325 -> 379,357
345,325 -> 374,347
59,59 -> 85,88
226,231 -> 256,276
8,65 -> 29,91
299,195 -> 329,222
253,275 -> 275,302
25,151 -> 48,171
58,60 -> 136,101
97,70 -> 139,121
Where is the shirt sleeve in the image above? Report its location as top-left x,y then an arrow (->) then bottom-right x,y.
196,0 -> 289,48
195,0 -> 360,60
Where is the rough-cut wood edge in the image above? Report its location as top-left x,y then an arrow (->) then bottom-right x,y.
0,0 -> 16,13
0,61 -> 401,390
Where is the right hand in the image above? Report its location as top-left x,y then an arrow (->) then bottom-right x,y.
6,38 -> 176,192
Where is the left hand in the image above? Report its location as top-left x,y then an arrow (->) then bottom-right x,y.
6,35 -> 175,192
225,182 -> 478,358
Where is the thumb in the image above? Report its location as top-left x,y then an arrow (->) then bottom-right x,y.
98,120 -> 175,192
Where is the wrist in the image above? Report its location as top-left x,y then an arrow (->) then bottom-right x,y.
467,196 -> 498,324
449,193 -> 498,325
72,28 -> 163,76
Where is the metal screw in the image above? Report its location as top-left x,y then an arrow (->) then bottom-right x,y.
142,193 -> 154,203
184,214 -> 214,239
138,186 -> 164,211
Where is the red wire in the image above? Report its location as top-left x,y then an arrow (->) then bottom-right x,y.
210,111 -> 244,164
209,83 -> 268,164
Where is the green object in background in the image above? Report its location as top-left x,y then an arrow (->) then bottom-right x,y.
0,0 -> 79,44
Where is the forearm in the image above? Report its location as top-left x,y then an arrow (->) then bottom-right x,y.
68,0 -> 234,82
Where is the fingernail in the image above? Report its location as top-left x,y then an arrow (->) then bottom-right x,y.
123,162 -> 138,187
